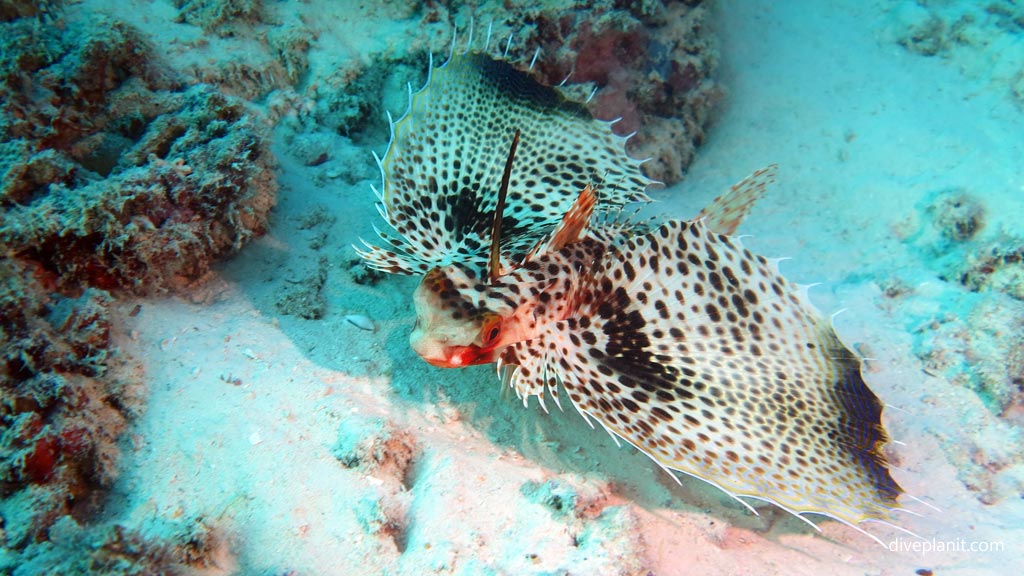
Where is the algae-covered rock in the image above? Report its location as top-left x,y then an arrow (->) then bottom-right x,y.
174,0 -> 267,33
0,14 -> 276,296
927,190 -> 986,242
957,240 -> 1024,301
0,260 -> 141,548
0,0 -> 62,22
333,416 -> 418,482
5,514 -> 232,575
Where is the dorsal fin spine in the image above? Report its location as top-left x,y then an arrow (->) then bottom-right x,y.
488,129 -> 521,283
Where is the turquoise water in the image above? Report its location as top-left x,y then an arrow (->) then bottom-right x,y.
1,1 -> 1021,574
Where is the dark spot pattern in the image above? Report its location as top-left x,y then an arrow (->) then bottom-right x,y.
494,219 -> 901,527
357,50 -> 652,275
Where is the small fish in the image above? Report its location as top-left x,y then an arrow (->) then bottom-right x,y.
356,26 -> 907,542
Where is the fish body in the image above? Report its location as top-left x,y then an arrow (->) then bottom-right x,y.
356,29 -> 905,540
410,186 -> 902,530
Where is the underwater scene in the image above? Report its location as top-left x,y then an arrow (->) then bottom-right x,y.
1,0 -> 1022,574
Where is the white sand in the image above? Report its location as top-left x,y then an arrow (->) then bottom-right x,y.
101,0 -> 1023,574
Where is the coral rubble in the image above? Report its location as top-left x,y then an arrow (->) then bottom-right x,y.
333,416 -> 418,554
9,514 -> 231,575
888,0 -> 1024,107
903,189 -> 1024,422
0,13 -> 276,296
0,259 -> 139,553
892,185 -> 1024,506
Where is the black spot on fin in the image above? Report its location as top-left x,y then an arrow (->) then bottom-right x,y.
831,350 -> 903,503
473,54 -> 589,119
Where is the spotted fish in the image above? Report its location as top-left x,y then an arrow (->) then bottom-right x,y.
357,28 -> 650,276
355,28 -> 906,542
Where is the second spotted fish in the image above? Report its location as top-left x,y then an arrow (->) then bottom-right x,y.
356,29 -> 907,541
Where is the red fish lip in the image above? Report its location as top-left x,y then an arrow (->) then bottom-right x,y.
421,354 -> 456,368
455,345 -> 500,367
417,345 -> 497,368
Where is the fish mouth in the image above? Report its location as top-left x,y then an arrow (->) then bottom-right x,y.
409,326 -> 499,367
413,343 -> 494,368
420,353 -> 459,368
409,331 -> 467,368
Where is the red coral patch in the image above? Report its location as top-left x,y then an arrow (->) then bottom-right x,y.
24,436 -> 60,483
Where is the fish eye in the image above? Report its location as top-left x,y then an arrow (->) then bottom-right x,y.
480,315 -> 502,346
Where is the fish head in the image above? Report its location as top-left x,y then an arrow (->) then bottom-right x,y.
410,263 -> 543,368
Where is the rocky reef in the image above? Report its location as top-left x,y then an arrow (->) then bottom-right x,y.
0,259 -> 220,573
1,260 -> 132,542
0,14 -> 276,296
0,3 -> 275,572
